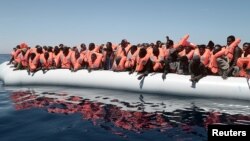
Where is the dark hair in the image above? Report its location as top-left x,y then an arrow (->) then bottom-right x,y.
227,35 -> 235,42
152,47 -> 159,56
198,44 -> 206,48
89,43 -> 95,51
139,48 -> 147,58
207,40 -> 214,48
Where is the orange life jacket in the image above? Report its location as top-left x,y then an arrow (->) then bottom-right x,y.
40,54 -> 53,69
208,48 -> 226,74
135,54 -> 150,72
178,49 -> 194,60
60,52 -> 71,69
194,48 -> 211,66
28,55 -> 39,72
225,38 -> 241,62
236,52 -> 250,77
125,49 -> 139,69
112,56 -> 126,71
71,54 -> 84,70
173,34 -> 189,48
88,53 -> 103,69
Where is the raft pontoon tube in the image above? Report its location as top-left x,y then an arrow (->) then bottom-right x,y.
0,62 -> 249,100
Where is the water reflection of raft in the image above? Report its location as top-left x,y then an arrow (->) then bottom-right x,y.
0,62 -> 250,100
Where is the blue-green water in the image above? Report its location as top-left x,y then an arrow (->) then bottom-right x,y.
0,54 -> 250,141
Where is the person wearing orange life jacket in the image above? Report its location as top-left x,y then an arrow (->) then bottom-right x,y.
70,50 -> 85,72
116,39 -> 131,58
207,40 -> 215,52
52,46 -> 61,68
8,46 -> 19,65
60,47 -> 71,69
236,43 -> 250,77
221,36 -> 243,78
208,45 -> 231,78
27,53 -> 40,75
87,53 -> 103,72
125,45 -> 138,73
134,48 -> 153,80
40,52 -> 53,73
189,55 -> 207,83
150,46 -> 164,72
13,48 -> 28,70
162,45 -> 186,80
102,42 -> 115,70
194,45 -> 211,67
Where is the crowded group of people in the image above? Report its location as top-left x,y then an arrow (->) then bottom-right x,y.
8,35 -> 250,82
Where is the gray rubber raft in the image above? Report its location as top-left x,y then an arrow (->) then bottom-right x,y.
0,62 -> 250,100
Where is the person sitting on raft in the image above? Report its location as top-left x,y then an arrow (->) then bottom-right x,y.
236,42 -> 250,78
189,55 -> 207,83
59,47 -> 72,69
87,53 -> 103,72
134,48 -> 153,80
70,50 -> 85,72
13,47 -> 28,71
27,53 -> 40,75
102,42 -> 115,70
113,39 -> 131,71
8,45 -> 20,65
162,45 -> 188,79
219,35 -> 242,79
208,44 -> 230,78
40,52 -> 53,73
125,45 -> 138,73
193,44 -> 211,68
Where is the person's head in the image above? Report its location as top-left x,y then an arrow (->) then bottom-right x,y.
16,45 -> 20,49
89,43 -> 95,51
207,40 -> 214,51
198,44 -> 206,55
30,53 -> 36,60
138,48 -> 147,58
242,42 -> 249,52
106,42 -> 112,48
36,47 -> 43,54
130,45 -> 137,54
13,48 -> 17,51
192,55 -> 200,64
43,46 -> 48,51
63,47 -> 69,56
80,43 -> 86,49
59,44 -> 64,48
227,35 -> 235,46
213,44 -> 222,55
54,46 -> 59,54
48,46 -> 53,52
44,52 -> 49,60
91,53 -> 97,62
72,46 -> 78,52
152,47 -> 160,57
166,39 -> 174,49
121,39 -> 128,47
156,40 -> 161,47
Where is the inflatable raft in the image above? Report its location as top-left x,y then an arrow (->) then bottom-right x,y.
0,62 -> 250,100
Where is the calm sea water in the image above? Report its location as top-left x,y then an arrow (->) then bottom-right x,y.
0,54 -> 250,141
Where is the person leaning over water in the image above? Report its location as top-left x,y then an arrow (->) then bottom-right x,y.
189,55 -> 207,83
